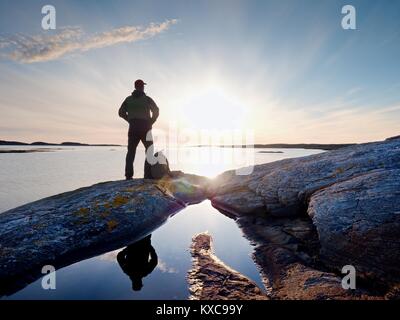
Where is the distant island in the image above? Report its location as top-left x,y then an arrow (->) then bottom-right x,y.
257,150 -> 284,154
0,148 -> 62,154
1,140 -> 357,151
0,140 -> 122,147
194,143 -> 356,151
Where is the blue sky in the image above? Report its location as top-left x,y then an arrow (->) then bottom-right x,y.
0,0 -> 399,144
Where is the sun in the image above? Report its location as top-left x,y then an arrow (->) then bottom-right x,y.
176,89 -> 248,131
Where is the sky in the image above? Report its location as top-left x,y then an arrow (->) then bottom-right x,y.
0,0 -> 399,144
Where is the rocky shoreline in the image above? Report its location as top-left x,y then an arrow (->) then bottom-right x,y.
208,137 -> 400,299
1,137 -> 399,299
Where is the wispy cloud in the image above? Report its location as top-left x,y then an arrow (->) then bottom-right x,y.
0,19 -> 178,63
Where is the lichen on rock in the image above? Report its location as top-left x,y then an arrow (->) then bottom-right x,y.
0,173 -> 208,296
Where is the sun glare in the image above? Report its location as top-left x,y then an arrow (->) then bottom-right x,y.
176,90 -> 247,131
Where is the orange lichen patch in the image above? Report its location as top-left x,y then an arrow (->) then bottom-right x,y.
124,184 -> 149,193
112,195 -> 130,208
72,208 -> 91,225
99,210 -> 111,218
334,167 -> 345,175
73,207 -> 90,216
74,217 -> 90,225
103,202 -> 111,209
107,220 -> 118,232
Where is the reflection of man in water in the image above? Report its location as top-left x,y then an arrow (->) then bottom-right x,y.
117,235 -> 158,291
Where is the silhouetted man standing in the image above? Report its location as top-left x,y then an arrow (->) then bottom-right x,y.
119,80 -> 159,180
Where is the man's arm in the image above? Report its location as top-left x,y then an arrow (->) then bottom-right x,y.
118,99 -> 129,122
148,97 -> 159,124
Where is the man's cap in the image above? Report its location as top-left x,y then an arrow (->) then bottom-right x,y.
134,79 -> 147,87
